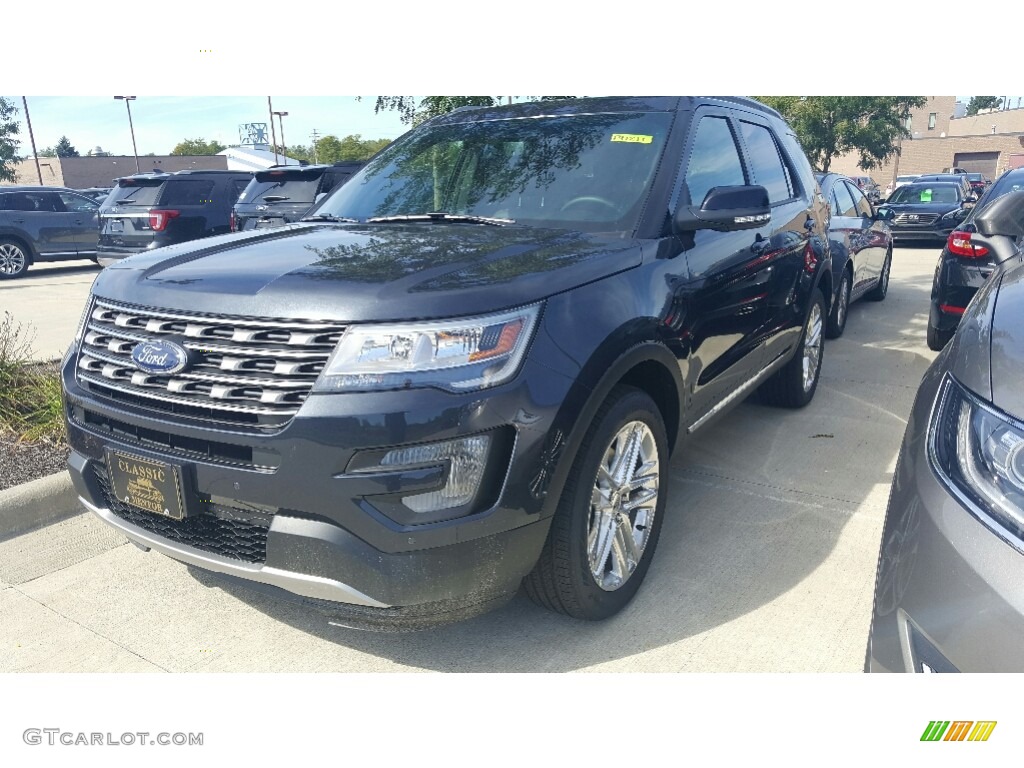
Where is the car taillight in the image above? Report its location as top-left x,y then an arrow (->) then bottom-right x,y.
149,209 -> 180,232
803,241 -> 818,273
947,230 -> 989,259
230,210 -> 237,232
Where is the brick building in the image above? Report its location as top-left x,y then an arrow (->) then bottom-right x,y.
3,155 -> 228,189
828,97 -> 1024,189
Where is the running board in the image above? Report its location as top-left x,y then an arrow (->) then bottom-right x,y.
687,351 -> 788,434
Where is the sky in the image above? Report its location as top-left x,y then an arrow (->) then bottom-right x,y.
4,96 -> 414,157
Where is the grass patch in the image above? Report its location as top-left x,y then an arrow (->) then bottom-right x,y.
0,311 -> 66,446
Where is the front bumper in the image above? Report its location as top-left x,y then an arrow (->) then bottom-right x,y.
867,370 -> 1024,672
63,343 -> 572,626
888,226 -> 953,241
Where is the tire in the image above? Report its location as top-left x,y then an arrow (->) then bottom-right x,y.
523,385 -> 668,620
866,247 -> 892,301
758,287 -> 825,409
825,268 -> 851,339
0,240 -> 30,279
927,321 -> 954,352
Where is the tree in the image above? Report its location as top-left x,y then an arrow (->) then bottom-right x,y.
37,146 -> 56,158
170,137 -> 226,155
966,96 -> 1003,116
372,97 -> 580,125
0,97 -> 22,183
758,96 -> 927,173
54,136 -> 79,157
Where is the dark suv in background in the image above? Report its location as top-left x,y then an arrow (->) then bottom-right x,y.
0,186 -> 100,279
232,162 -> 364,232
62,97 -> 831,629
97,170 -> 253,266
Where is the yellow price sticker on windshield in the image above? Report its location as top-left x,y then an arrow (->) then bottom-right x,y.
611,133 -> 653,144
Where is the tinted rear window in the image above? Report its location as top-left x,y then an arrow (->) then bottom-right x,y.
158,179 -> 216,206
240,170 -> 324,205
108,179 -> 164,206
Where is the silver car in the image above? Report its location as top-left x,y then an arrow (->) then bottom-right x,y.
867,191 -> 1024,672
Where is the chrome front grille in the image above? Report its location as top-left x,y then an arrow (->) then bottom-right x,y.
894,212 -> 939,225
76,299 -> 346,429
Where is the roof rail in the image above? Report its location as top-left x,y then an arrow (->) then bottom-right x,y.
711,96 -> 783,119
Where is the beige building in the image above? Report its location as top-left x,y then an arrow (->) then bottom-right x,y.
3,155 -> 229,189
829,97 -> 1024,189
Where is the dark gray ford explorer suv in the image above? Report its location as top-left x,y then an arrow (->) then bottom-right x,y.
62,97 -> 832,629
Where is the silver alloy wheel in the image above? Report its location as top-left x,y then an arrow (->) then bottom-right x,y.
880,252 -> 891,293
586,420 -> 660,592
0,243 -> 26,276
837,275 -> 849,327
802,302 -> 823,392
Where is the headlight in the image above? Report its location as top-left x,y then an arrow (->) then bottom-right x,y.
939,208 -> 965,222
929,375 -> 1024,540
313,304 -> 541,393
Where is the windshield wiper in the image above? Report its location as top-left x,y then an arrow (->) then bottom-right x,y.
302,214 -> 360,223
366,212 -> 516,226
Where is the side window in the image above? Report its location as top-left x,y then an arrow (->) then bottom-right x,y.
159,179 -> 216,206
319,173 -> 341,195
684,116 -> 746,207
739,121 -> 793,203
231,179 -> 249,201
846,183 -> 872,217
6,192 -> 65,212
832,180 -> 857,217
59,192 -> 99,213
828,188 -> 841,218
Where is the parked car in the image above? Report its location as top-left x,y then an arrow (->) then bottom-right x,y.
232,162 -> 363,232
62,97 -> 832,629
96,170 -> 253,266
850,176 -> 881,203
0,186 -> 100,279
815,173 -> 893,337
876,182 -> 976,243
883,174 -> 921,200
913,173 -> 974,200
926,167 -> 1024,350
867,190 -> 1024,672
941,166 -> 968,175
79,187 -> 114,204
964,172 -> 990,197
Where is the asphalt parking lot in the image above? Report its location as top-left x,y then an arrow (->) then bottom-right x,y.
0,246 -> 940,672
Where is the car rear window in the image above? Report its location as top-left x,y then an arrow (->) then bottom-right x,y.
108,178 -> 165,206
158,179 -> 216,206
240,170 -> 324,205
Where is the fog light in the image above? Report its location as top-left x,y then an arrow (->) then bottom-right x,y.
380,435 -> 491,513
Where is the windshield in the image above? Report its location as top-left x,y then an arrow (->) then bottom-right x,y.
967,173 -> 983,182
313,112 -> 675,234
888,184 -> 960,204
239,170 -> 323,205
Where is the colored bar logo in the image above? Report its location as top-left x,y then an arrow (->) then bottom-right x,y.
921,721 -> 997,742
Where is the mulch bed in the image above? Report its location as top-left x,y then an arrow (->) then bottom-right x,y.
0,432 -> 70,492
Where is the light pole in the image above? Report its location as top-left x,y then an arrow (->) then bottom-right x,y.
21,97 -> 43,185
114,96 -> 139,173
272,111 -> 289,165
267,96 -> 279,164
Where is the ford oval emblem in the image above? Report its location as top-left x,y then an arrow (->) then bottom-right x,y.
131,339 -> 189,375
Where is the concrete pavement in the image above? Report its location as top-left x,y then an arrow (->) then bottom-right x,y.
0,246 -> 941,672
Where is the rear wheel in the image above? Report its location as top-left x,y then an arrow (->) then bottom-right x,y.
0,241 -> 29,279
524,385 -> 668,620
758,288 -> 825,408
825,268 -> 851,339
867,247 -> 892,301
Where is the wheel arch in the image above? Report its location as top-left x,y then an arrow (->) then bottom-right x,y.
0,229 -> 37,264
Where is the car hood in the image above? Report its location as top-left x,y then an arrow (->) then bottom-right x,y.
92,222 -> 643,322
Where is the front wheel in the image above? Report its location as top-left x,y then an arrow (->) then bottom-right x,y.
524,385 -> 668,620
0,241 -> 29,279
758,287 -> 825,408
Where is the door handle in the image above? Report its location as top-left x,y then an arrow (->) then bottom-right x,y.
12,218 -> 24,224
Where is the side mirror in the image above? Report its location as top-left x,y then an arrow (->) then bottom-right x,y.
674,185 -> 771,233
874,207 -> 895,221
974,189 -> 1024,239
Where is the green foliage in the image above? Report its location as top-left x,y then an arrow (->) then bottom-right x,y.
0,312 -> 65,445
758,96 -> 927,173
170,137 -> 227,156
0,97 -> 22,183
372,97 -> 582,125
54,136 -> 79,157
282,136 -> 391,165
37,146 -> 56,157
966,96 -> 1002,116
